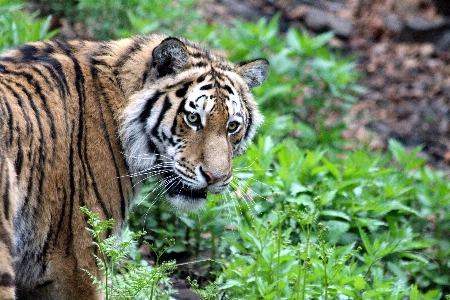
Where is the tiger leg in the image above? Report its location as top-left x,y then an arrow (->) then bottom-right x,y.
15,203 -> 103,300
16,255 -> 103,300
0,158 -> 19,300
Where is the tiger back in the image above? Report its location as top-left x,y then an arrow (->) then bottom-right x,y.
0,34 -> 269,300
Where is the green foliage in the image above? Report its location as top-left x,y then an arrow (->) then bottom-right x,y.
221,138 -> 447,299
34,0 -> 203,41
218,201 -> 414,299
187,277 -> 222,300
80,207 -> 177,300
0,0 -> 58,52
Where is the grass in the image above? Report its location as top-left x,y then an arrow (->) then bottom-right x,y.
4,0 -> 450,298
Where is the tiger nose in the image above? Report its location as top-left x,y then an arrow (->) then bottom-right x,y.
200,167 -> 226,185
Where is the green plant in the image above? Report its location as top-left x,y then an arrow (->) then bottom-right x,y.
81,207 -> 177,300
0,0 -> 58,52
187,277 -> 222,300
218,198 -> 430,299
218,138 -> 446,299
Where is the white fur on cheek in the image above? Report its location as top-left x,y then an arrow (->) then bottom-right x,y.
120,90 -> 160,173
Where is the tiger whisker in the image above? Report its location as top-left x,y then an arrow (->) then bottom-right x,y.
121,151 -> 174,162
132,169 -> 173,188
233,172 -> 272,202
120,162 -> 174,179
129,164 -> 173,178
132,175 -> 178,222
222,189 -> 236,222
226,188 -> 242,227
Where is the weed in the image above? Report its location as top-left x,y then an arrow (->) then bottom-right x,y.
81,207 -> 177,300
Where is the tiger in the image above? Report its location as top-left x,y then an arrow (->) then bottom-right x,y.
0,34 -> 269,300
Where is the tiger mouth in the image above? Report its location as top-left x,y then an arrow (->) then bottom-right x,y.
166,179 -> 208,200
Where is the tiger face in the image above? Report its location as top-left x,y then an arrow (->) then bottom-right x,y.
120,37 -> 269,209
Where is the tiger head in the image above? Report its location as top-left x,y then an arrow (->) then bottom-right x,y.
120,36 -> 269,209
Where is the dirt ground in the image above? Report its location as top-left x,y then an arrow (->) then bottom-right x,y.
203,0 -> 450,172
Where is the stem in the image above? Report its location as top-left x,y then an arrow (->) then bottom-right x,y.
210,233 -> 216,271
97,234 -> 109,300
276,214 -> 282,292
149,251 -> 161,300
321,240 -> 328,300
301,225 -> 310,300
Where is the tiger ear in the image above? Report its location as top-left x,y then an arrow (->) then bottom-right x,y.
237,59 -> 270,88
152,37 -> 189,78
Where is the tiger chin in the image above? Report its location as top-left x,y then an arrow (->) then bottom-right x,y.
0,34 -> 268,300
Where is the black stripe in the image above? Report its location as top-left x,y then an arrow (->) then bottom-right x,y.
91,63 -> 130,222
147,139 -> 158,154
14,136 -> 23,178
114,38 -> 144,87
139,91 -> 163,123
196,73 -> 207,83
1,79 -> 45,209
152,95 -> 172,142
53,187 -> 67,243
225,85 -> 234,95
173,98 -> 187,136
0,93 -> 6,120
2,95 -> 14,146
19,44 -> 39,61
194,62 -> 207,68
176,81 -> 192,98
141,67 -> 150,88
0,82 -> 33,136
84,85 -> 112,221
36,280 -> 53,289
243,106 -> 253,142
1,86 -> 23,175
200,83 -> 213,91
56,47 -> 87,254
37,55 -> 71,101
1,159 -> 10,221
19,77 -> 48,210
30,65 -> 53,91
42,41 -> 56,55
67,120 -> 76,255
0,273 -> 14,287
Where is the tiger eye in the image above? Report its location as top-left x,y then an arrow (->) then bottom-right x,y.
228,121 -> 239,133
187,113 -> 200,124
